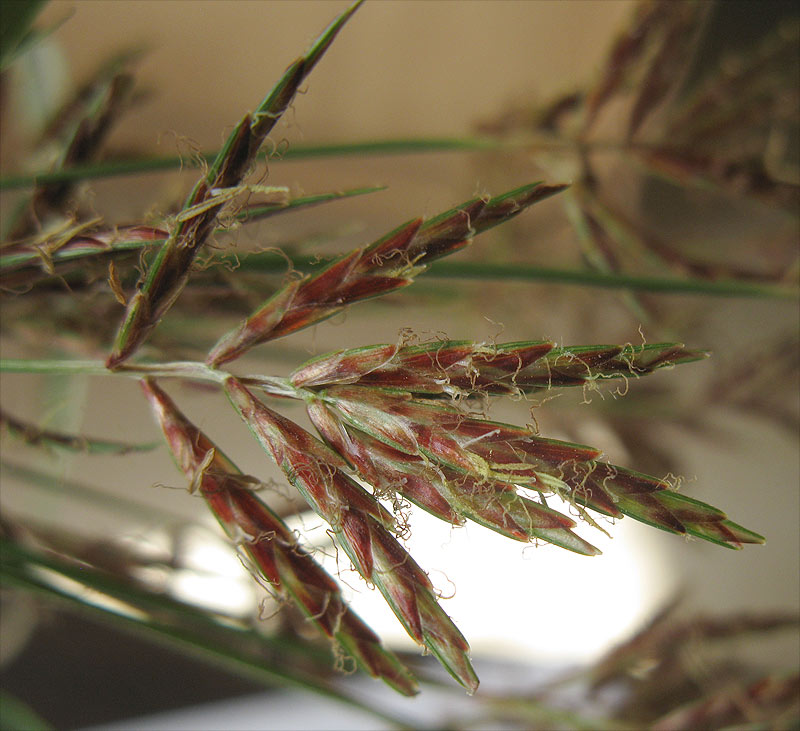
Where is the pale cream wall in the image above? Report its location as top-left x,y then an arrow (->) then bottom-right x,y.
35,1 -> 632,148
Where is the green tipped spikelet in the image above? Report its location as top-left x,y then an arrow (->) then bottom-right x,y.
311,385 -> 761,550
290,339 -> 708,395
107,1 -> 363,369
306,397 -> 600,555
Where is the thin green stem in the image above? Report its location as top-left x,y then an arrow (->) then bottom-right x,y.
0,359 -> 301,399
232,252 -> 799,300
0,358 -> 221,380
0,137 -> 512,190
425,261 -> 799,299
0,359 -> 114,377
3,233 -> 794,297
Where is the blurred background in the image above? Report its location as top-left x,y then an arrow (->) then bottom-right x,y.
1,1 -> 798,728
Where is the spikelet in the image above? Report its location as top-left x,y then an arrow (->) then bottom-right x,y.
223,376 -> 479,693
301,382 -> 762,551
139,377 -> 418,696
291,339 -> 708,395
207,183 -> 566,366
306,397 -> 600,555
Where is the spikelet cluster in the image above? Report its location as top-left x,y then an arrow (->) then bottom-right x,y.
288,339 -> 762,551
141,378 -> 419,695
114,2 -> 764,697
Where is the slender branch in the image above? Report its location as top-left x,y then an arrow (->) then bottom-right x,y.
0,359 -> 300,400
424,261 -> 800,299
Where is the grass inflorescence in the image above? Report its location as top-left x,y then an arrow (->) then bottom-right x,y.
2,0 -> 783,717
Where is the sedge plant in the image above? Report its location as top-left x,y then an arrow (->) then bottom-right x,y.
2,1 -> 792,725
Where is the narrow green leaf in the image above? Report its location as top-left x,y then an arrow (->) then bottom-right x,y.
0,0 -> 48,69
424,261 -> 800,299
0,692 -> 52,731
0,137 -> 510,191
211,253 -> 798,300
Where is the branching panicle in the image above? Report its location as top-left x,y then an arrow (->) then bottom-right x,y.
0,1 -> 775,709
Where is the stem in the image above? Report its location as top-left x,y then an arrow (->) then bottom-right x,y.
3,235 -> 794,298
0,359 -> 302,400
0,137 -> 511,191
425,261 -> 799,299
233,252 -> 799,300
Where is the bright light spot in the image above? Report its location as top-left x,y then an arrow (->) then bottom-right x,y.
179,527 -> 248,576
124,525 -> 257,617
169,570 -> 255,616
166,525 -> 256,616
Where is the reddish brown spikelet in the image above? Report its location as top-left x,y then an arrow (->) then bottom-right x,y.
307,398 -> 461,523
306,390 -> 600,554
407,199 -> 485,264
139,377 -> 418,696
207,183 -> 568,367
292,340 -> 556,394
206,220 -> 422,366
222,376 -> 479,692
291,340 -> 706,395
470,183 -> 568,235
318,385 -> 600,471
560,461 -> 764,548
